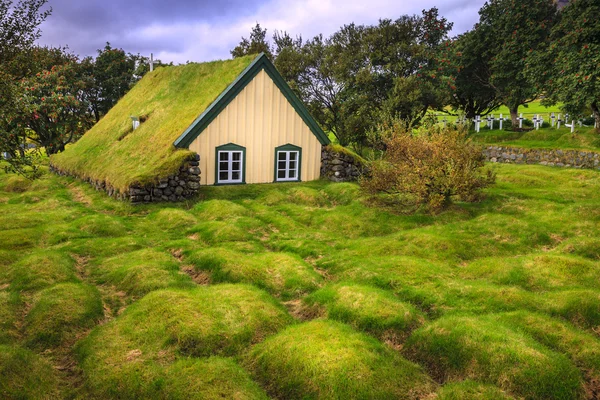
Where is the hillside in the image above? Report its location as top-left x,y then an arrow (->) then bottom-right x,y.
1,163 -> 600,398
50,55 -> 256,192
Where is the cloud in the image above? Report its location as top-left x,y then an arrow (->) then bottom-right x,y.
37,0 -> 486,63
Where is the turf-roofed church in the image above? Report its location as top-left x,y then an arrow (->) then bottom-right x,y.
50,53 -> 330,202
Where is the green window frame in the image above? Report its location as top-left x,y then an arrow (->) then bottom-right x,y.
215,143 -> 246,185
274,144 -> 302,182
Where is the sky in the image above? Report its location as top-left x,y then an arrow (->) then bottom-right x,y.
37,0 -> 486,64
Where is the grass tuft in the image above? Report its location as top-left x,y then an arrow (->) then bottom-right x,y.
404,315 -> 584,399
90,248 -> 193,296
0,345 -> 60,398
0,251 -> 76,291
245,320 -> 436,399
24,282 -> 103,348
188,248 -> 322,299
436,380 -> 514,400
303,282 -> 424,339
77,284 -> 290,398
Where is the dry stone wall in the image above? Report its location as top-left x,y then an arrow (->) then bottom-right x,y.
484,146 -> 600,170
320,146 -> 366,182
50,154 -> 201,203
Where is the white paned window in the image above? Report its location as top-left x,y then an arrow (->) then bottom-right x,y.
217,150 -> 243,184
276,150 -> 299,181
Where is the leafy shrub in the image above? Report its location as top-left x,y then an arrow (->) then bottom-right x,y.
361,124 -> 495,212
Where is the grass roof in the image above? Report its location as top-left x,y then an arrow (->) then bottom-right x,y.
51,55 -> 256,192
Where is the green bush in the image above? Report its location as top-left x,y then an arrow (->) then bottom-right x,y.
361,124 -> 495,212
245,320 -> 436,399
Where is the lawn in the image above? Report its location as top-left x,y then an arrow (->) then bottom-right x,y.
470,126 -> 600,151
1,163 -> 600,399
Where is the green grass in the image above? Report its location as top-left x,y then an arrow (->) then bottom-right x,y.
187,248 -> 322,300
1,162 -> 600,398
24,282 -> 103,348
470,126 -> 600,150
405,315 -> 584,399
303,282 -> 424,340
50,55 -> 256,192
0,345 -> 60,399
89,248 -> 194,297
77,284 -> 290,398
245,320 -> 436,399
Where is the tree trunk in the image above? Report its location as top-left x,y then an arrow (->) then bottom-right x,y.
591,101 -> 600,133
510,107 -> 519,127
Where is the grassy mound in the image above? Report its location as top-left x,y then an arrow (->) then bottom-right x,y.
2,175 -> 32,193
436,380 -> 514,400
147,208 -> 198,230
192,199 -> 250,220
50,55 -> 256,191
188,248 -> 322,299
78,284 -> 291,397
492,311 -> 600,391
303,283 -> 424,339
405,315 -> 584,399
0,291 -> 18,344
24,283 -> 103,348
0,345 -> 60,398
0,250 -> 76,291
90,249 -> 193,296
245,320 -> 436,399
71,214 -> 128,237
461,253 -> 600,291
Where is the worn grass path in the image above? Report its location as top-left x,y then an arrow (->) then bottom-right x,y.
1,164 -> 600,399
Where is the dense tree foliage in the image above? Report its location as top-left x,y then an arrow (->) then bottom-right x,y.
436,31 -> 502,119
529,0 -> 600,130
475,0 -> 559,124
231,23 -> 273,59
0,0 -> 52,176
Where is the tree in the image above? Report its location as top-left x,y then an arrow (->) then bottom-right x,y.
0,0 -> 51,177
436,31 -> 503,119
79,43 -> 137,122
476,0 -> 559,125
13,61 -> 93,155
274,32 -> 348,144
530,0 -> 600,130
231,23 -> 273,59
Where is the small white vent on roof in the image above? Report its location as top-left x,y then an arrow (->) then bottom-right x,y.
130,116 -> 140,130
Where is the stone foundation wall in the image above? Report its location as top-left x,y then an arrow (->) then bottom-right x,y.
320,146 -> 366,182
484,146 -> 600,170
50,154 -> 201,203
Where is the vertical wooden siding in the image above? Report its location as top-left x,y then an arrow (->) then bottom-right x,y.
188,69 -> 323,185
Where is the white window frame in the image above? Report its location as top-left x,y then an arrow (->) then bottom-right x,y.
276,150 -> 300,182
217,150 -> 244,184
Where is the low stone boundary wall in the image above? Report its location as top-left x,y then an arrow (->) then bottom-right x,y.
484,146 -> 600,170
320,146 -> 366,182
50,154 -> 201,203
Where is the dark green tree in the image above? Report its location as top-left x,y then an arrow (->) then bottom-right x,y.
436,31 -> 502,119
80,43 -> 137,122
476,0 -> 559,125
231,23 -> 273,59
0,0 -> 52,177
529,0 -> 600,130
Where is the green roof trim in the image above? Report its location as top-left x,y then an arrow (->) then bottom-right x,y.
174,53 -> 330,148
